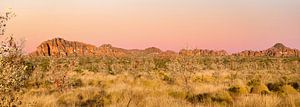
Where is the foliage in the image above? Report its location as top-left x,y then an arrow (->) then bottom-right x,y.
186,91 -> 233,104
0,37 -> 34,93
250,84 -> 270,95
228,85 -> 249,96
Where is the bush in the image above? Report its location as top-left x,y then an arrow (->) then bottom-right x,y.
68,78 -> 83,88
0,36 -> 34,106
162,75 -> 175,84
228,85 -> 249,96
186,93 -> 212,103
38,58 -> 51,72
212,91 -> 233,104
267,83 -> 283,92
250,84 -> 270,95
0,36 -> 34,93
247,79 -> 261,86
186,91 -> 233,104
154,58 -> 170,70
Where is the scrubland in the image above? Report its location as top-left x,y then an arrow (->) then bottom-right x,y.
1,10 -> 299,107
1,52 -> 300,107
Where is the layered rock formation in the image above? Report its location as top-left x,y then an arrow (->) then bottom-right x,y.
33,38 -> 97,56
31,38 -> 164,57
31,38 -> 127,57
31,38 -> 299,57
234,43 -> 300,57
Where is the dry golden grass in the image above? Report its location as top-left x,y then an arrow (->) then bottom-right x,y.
1,55 -> 300,106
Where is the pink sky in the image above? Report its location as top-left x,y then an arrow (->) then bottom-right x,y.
1,0 -> 300,53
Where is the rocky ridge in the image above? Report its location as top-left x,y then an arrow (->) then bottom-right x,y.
234,43 -> 300,57
31,38 -> 300,57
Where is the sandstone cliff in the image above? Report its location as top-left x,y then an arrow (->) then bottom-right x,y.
33,38 -> 97,56
31,38 -> 299,57
31,38 -> 164,57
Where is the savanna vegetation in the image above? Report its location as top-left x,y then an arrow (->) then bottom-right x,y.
1,49 -> 300,106
0,10 -> 300,107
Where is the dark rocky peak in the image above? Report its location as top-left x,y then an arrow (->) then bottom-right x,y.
99,44 -> 113,48
144,47 -> 162,53
272,43 -> 288,50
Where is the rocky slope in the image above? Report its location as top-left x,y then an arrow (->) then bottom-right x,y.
234,43 -> 300,57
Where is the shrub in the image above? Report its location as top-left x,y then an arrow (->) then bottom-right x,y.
68,78 -> 83,88
250,84 -> 270,95
0,35 -> 34,106
162,75 -> 175,84
0,36 -> 34,93
212,91 -> 233,104
186,91 -> 233,104
38,58 -> 51,72
228,85 -> 249,96
186,93 -> 212,103
267,83 -> 283,92
154,58 -> 170,70
247,79 -> 261,86
289,82 -> 300,91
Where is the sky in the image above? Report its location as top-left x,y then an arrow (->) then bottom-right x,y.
1,0 -> 300,53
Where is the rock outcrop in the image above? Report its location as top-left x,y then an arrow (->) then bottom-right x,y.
234,43 -> 300,57
31,38 -> 127,57
33,38 -> 97,56
31,38 -> 299,57
31,38 -> 164,57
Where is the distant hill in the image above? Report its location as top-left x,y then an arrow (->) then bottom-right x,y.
234,43 -> 300,57
30,38 -> 164,57
30,38 -> 300,57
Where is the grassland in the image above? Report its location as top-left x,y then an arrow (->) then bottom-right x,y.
1,53 -> 300,107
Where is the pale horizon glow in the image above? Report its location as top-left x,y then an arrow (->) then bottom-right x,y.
1,0 -> 300,53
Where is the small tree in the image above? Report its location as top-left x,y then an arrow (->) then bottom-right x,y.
0,10 -> 34,106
